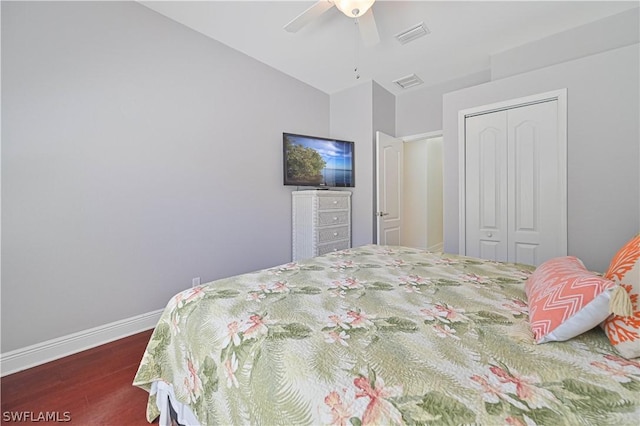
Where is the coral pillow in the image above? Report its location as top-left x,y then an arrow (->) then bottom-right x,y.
525,256 -> 616,344
601,235 -> 640,358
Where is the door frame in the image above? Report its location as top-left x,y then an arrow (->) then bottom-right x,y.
402,130 -> 443,143
374,131 -> 443,246
457,89 -> 568,256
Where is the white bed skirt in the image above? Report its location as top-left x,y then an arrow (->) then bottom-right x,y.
150,381 -> 201,426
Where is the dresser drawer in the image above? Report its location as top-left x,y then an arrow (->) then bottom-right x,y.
318,226 -> 349,243
318,196 -> 349,210
317,211 -> 349,227
317,240 -> 350,256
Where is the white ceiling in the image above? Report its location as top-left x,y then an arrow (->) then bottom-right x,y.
140,1 -> 639,95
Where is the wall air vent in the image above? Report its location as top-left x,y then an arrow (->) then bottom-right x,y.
393,74 -> 424,90
395,22 -> 430,45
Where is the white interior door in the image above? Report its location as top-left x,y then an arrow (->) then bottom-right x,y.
376,131 -> 403,245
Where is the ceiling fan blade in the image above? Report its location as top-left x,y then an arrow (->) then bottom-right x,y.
284,0 -> 335,33
358,8 -> 380,47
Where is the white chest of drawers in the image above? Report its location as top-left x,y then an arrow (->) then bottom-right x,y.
292,190 -> 352,261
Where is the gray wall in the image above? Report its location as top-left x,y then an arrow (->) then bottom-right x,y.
1,1 -> 329,352
442,43 -> 639,272
373,81 -> 396,138
395,70 -> 491,137
491,8 -> 639,80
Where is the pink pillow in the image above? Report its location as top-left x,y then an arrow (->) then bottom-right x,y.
601,235 -> 640,358
525,256 -> 616,344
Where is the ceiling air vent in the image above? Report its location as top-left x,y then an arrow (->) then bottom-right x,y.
395,22 -> 430,45
393,74 -> 423,90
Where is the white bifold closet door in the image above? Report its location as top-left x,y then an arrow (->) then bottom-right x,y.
465,100 -> 565,266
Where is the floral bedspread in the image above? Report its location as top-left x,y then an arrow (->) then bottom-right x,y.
133,245 -> 640,425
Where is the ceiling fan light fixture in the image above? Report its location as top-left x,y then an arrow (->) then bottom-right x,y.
334,0 -> 375,18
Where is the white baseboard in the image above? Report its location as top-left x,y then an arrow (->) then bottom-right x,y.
0,309 -> 163,377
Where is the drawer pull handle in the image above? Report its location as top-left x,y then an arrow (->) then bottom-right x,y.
333,217 -> 338,221
333,232 -> 338,236
333,200 -> 338,204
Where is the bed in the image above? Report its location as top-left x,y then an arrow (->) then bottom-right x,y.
133,245 -> 640,425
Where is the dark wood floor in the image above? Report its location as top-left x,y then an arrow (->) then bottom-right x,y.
1,330 -> 157,425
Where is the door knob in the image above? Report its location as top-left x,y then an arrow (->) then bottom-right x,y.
487,232 -> 493,237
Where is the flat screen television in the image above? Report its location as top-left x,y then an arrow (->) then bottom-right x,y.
283,133 -> 355,188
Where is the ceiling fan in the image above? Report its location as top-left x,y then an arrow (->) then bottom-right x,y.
284,0 -> 380,47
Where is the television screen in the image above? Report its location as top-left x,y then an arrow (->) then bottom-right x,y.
283,133 -> 355,187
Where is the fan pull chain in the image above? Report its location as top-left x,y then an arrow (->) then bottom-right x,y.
354,18 -> 360,80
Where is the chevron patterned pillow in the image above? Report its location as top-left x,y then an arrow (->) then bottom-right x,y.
525,256 -> 617,344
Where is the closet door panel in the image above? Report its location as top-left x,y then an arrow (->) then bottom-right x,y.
465,111 -> 508,262
507,101 -> 560,265
514,243 -> 539,266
